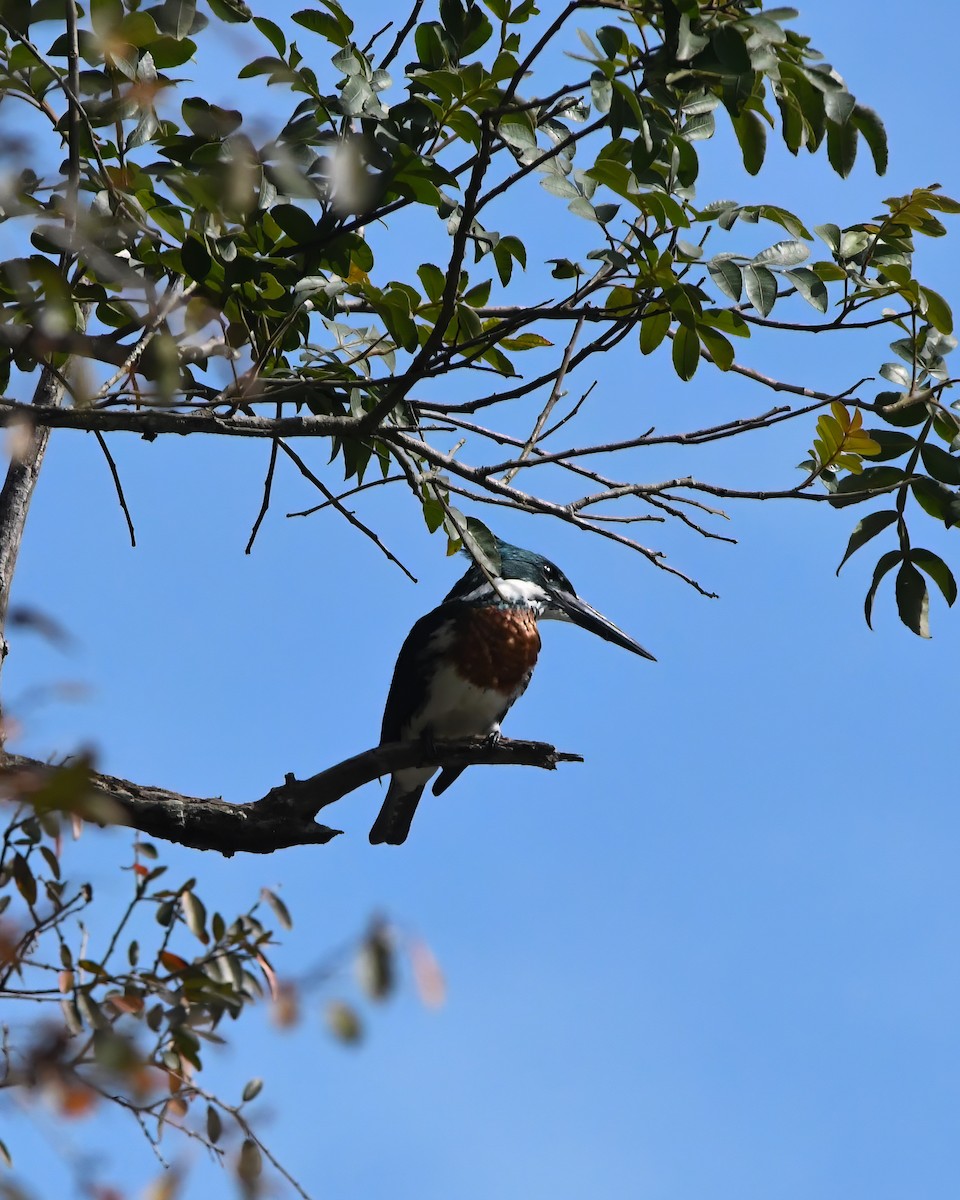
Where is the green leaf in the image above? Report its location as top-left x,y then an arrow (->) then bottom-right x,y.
919,286 -> 953,334
181,97 -> 242,139
241,1077 -> 264,1102
700,308 -> 750,338
172,0 -> 196,40
253,16 -> 285,55
207,0 -> 252,22
836,510 -> 897,574
671,325 -> 699,381
91,0 -> 124,37
462,517 -> 500,579
895,560 -> 930,637
356,925 -> 394,1000
697,325 -> 734,370
875,392 -> 929,427
911,478 -> 959,524
784,267 -> 828,312
590,71 -> 612,114
498,113 -> 537,151
864,550 -> 902,629
13,852 -> 36,905
921,443 -> 960,485
851,105 -> 887,175
421,495 -> 444,533
911,549 -> 957,606
238,1139 -> 263,1183
326,999 -> 363,1043
707,257 -> 742,302
639,309 -> 670,355
499,333 -> 552,351
493,236 -> 525,286
181,890 -> 207,941
829,466 -> 906,507
293,4 -> 354,45
879,362 -> 911,387
271,204 -> 318,244
261,887 -> 293,930
417,263 -> 445,301
742,264 -> 777,317
862,429 -> 916,462
826,117 -> 857,178
752,240 -> 809,268
207,1105 -> 223,1144
712,25 -> 752,73
731,111 -> 766,175
181,236 -> 211,281
814,223 -> 841,254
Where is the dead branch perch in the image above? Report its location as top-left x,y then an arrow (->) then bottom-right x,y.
0,737 -> 583,856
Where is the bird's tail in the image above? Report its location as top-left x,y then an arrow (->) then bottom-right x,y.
369,777 -> 427,845
431,766 -> 465,797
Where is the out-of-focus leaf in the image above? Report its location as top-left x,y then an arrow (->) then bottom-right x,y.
181,891 -> 207,942
260,888 -> 293,930
13,853 -> 36,905
326,1000 -> 363,1043
356,924 -> 393,1001
237,1139 -> 262,1185
207,1104 -> 223,1144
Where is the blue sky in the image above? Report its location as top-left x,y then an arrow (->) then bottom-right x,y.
3,2 -> 960,1198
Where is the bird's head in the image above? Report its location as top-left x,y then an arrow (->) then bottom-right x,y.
445,538 -> 656,661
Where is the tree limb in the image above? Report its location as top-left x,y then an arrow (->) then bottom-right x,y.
0,738 -> 583,856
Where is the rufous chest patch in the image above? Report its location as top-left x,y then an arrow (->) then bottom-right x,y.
454,606 -> 541,695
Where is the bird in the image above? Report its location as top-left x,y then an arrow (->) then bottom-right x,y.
369,538 -> 655,845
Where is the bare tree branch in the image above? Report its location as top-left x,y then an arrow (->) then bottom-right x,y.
0,738 -> 583,855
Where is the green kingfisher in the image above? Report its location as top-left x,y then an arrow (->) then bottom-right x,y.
369,538 -> 655,845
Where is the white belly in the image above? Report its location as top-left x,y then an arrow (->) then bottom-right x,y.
405,662 -> 508,740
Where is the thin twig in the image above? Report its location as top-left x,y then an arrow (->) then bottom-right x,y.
377,0 -> 423,71
502,314 -> 585,485
246,408 -> 281,555
276,441 -> 417,582
286,473 -> 404,519
94,431 -> 136,548
542,381 -> 598,441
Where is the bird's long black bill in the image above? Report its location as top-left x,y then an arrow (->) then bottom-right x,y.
551,589 -> 656,661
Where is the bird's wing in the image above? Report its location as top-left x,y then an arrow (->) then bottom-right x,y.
380,601 -> 462,743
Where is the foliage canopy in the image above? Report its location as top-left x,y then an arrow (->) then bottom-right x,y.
1,0 -> 959,1194
0,0 -> 958,629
